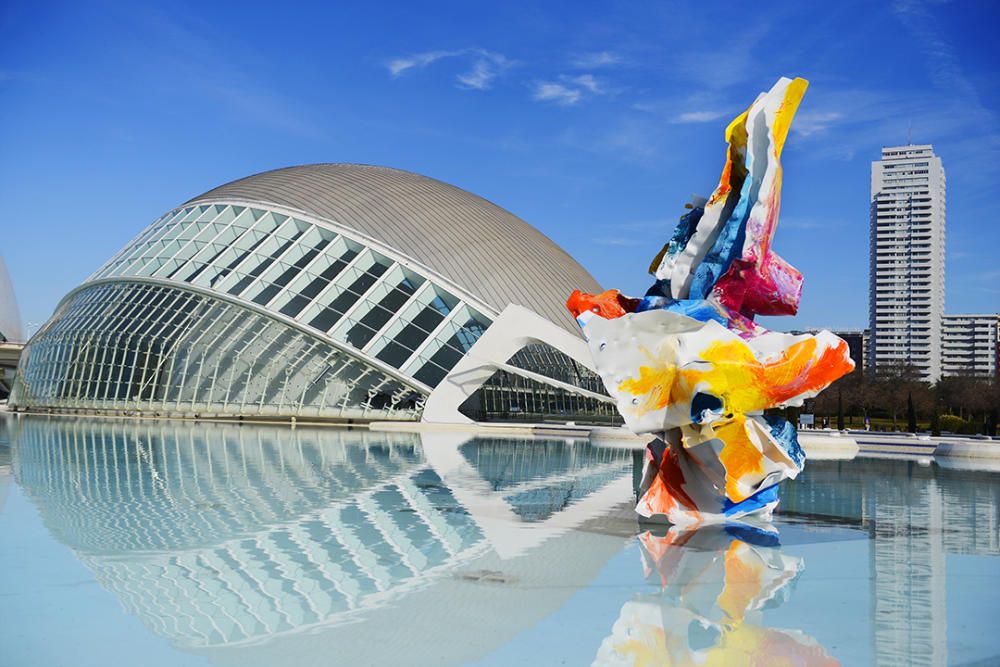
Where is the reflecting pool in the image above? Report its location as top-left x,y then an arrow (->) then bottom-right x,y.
1,415 -> 998,666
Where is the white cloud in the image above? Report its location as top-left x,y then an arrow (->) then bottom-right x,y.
387,48 -> 512,90
386,50 -> 460,77
674,110 -> 728,123
533,74 -> 607,106
456,60 -> 493,89
534,81 -> 582,105
456,52 -> 511,90
564,73 -> 600,93
570,51 -> 622,68
793,111 -> 843,137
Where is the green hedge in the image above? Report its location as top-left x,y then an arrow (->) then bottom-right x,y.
939,414 -> 982,435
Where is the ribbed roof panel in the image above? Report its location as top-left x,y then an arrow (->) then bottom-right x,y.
186,164 -> 600,333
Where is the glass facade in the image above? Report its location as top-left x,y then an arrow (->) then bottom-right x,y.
12,202 -> 499,419
87,203 -> 492,387
458,344 -> 623,425
13,282 -> 424,419
12,197 -> 615,422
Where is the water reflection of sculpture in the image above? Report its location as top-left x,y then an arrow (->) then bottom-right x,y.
594,525 -> 839,666
10,417 -> 633,665
568,77 -> 853,524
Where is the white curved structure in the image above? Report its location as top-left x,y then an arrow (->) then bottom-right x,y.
10,165 -> 616,422
0,256 -> 23,343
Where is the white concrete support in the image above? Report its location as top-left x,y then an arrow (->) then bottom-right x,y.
421,304 -> 611,424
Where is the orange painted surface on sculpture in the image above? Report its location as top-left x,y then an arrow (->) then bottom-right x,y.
636,446 -> 699,521
565,289 -> 639,319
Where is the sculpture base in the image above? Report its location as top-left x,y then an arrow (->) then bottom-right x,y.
635,423 -> 802,525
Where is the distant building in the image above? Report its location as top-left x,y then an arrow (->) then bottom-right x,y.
0,256 -> 23,344
0,256 -> 24,400
791,329 -> 867,374
832,329 -> 868,374
868,145 -> 946,381
942,314 -> 999,378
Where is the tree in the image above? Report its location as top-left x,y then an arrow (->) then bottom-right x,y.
907,391 -> 917,433
876,362 -> 924,431
837,387 -> 845,431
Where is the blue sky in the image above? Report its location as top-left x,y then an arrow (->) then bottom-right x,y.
2,0 -> 998,332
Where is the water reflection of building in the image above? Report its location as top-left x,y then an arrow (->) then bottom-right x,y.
780,460 -> 1000,667
10,417 -> 633,665
0,416 -> 12,512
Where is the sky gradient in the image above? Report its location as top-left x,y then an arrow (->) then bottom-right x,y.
2,0 -> 998,333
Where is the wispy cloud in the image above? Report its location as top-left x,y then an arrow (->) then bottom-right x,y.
386,48 -> 512,90
533,74 -> 606,106
595,117 -> 661,161
975,269 -> 1000,282
566,74 -> 601,93
776,0 -> 1000,176
668,21 -> 772,90
892,0 -> 981,102
570,51 -> 623,68
534,81 -> 581,105
792,111 -> 843,137
126,8 -> 322,137
673,110 -> 728,123
387,50 -> 461,77
456,52 -> 511,90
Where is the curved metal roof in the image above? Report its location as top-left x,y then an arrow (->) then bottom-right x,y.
187,164 -> 600,334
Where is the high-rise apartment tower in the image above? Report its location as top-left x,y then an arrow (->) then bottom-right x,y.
869,145 -> 946,381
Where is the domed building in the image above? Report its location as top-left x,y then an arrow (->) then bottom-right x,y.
10,165 -> 618,423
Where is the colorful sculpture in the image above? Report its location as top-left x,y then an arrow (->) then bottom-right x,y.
568,77 -> 854,525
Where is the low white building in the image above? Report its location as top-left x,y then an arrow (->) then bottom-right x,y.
942,314 -> 999,378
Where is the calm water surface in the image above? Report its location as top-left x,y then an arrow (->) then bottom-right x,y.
1,415 -> 998,666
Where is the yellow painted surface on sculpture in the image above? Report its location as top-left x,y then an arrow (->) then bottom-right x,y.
770,78 -> 808,158
617,344 -> 678,414
616,334 -> 852,421
713,417 -> 765,502
717,541 -> 765,621
681,337 -> 827,414
710,107 -> 751,207
613,627 -> 671,667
